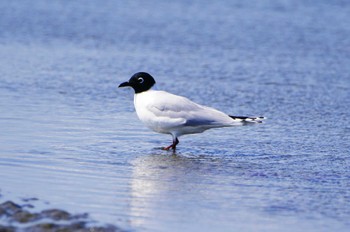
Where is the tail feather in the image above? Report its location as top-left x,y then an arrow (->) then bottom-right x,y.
229,115 -> 265,124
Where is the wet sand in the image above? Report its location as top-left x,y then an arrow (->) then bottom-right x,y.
0,196 -> 121,232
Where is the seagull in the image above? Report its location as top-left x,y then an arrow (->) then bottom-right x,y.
119,72 -> 264,150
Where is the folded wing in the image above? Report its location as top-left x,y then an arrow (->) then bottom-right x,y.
146,91 -> 240,129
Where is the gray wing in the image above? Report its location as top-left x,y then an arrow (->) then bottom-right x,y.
147,91 -> 237,128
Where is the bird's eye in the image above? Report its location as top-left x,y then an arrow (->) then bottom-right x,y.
138,77 -> 144,84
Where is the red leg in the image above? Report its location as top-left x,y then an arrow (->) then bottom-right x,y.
163,138 -> 179,150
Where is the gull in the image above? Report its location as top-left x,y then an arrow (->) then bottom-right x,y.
119,72 -> 264,150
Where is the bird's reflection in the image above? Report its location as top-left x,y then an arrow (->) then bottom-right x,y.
128,152 -> 240,230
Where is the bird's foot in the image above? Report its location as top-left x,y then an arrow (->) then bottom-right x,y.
162,138 -> 179,150
162,144 -> 176,151
162,138 -> 179,151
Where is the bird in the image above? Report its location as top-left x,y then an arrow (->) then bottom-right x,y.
119,72 -> 264,150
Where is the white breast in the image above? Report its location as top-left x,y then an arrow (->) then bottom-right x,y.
134,90 -> 184,134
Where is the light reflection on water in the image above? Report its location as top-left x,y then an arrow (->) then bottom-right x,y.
127,152 -> 348,232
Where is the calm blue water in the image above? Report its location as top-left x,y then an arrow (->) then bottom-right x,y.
1,0 -> 350,231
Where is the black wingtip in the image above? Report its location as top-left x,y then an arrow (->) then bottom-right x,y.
229,115 -> 265,123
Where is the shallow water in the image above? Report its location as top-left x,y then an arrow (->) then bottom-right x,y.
1,0 -> 350,231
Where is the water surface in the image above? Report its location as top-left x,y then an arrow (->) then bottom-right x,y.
0,1 -> 349,231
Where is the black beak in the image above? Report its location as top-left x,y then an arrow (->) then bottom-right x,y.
118,81 -> 130,88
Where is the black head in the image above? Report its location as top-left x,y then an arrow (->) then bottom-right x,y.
118,72 -> 156,94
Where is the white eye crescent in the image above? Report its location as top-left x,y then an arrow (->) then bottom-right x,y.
138,77 -> 144,84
